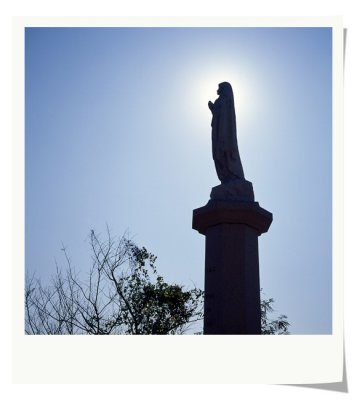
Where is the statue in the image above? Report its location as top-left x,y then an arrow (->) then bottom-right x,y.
208,82 -> 245,183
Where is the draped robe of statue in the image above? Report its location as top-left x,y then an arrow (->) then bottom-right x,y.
208,82 -> 245,183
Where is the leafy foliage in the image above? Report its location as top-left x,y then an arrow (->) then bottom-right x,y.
25,229 -> 289,335
260,292 -> 290,335
25,229 -> 204,335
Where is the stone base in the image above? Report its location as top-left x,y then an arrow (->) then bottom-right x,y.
210,179 -> 254,202
192,198 -> 273,335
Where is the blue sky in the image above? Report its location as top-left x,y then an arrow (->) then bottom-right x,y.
25,27 -> 332,334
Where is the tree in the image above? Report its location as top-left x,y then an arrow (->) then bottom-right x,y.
193,292 -> 290,335
25,229 -> 204,335
25,229 -> 289,335
260,291 -> 290,334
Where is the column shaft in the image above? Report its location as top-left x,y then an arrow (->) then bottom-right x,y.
204,223 -> 261,334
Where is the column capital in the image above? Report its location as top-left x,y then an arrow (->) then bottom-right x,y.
192,200 -> 273,236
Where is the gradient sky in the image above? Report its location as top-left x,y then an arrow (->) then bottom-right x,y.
25,27 -> 332,334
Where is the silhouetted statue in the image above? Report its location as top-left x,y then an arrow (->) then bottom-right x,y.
208,82 -> 245,183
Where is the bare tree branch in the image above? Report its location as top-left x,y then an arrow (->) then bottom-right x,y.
25,229 -> 204,335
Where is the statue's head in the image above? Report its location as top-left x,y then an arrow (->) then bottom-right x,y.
218,82 -> 234,99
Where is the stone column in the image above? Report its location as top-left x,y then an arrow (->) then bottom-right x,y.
192,181 -> 272,334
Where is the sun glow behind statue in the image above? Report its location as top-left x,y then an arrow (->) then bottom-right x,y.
193,67 -> 256,128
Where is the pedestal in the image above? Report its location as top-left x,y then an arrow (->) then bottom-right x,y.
192,200 -> 272,334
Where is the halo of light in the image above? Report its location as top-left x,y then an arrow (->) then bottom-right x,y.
189,65 -> 256,126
